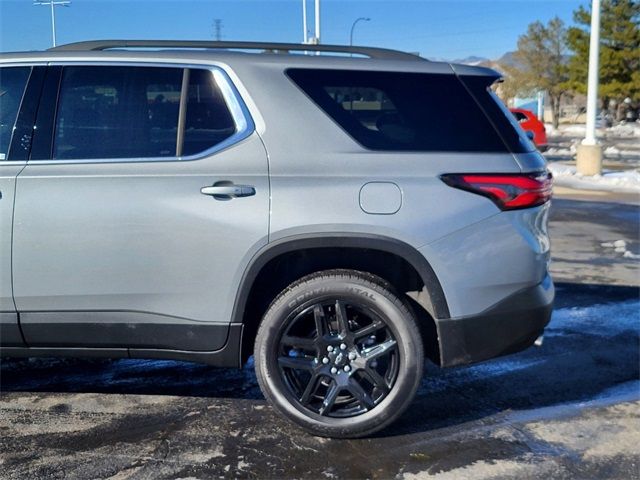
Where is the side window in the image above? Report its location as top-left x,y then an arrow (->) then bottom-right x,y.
287,69 -> 516,152
183,69 -> 236,156
53,66 -> 238,161
513,111 -> 527,123
54,66 -> 183,159
0,67 -> 31,160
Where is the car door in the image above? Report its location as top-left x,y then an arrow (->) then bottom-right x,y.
0,64 -> 40,347
12,63 -> 268,351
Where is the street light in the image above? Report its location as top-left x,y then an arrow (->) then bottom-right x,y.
33,0 -> 71,48
350,17 -> 370,46
576,0 -> 602,176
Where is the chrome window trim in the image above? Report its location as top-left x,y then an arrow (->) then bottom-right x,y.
0,161 -> 28,166
0,62 -> 48,67
23,61 -> 255,165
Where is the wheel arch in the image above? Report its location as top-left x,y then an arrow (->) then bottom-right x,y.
231,233 -> 450,364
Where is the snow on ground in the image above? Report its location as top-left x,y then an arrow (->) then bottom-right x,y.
601,240 -> 640,260
545,146 -> 575,156
546,299 -> 640,338
545,121 -> 640,139
549,162 -> 640,193
608,122 -> 640,138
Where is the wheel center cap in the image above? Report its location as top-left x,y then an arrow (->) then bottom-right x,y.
334,352 -> 346,367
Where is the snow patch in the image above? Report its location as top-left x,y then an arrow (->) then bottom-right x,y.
545,147 -> 574,156
544,121 -> 640,138
600,240 -> 640,260
604,146 -> 620,156
608,122 -> 640,137
549,163 -> 640,193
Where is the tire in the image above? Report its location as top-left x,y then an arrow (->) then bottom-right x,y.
254,269 -> 424,438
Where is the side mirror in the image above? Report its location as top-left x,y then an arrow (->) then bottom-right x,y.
525,130 -> 535,141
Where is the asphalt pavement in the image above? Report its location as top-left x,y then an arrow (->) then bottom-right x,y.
1,191 -> 639,480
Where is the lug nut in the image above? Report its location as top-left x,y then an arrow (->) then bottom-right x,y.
322,357 -> 329,364
340,343 -> 347,350
348,352 -> 357,360
331,367 -> 338,374
343,365 -> 351,372
327,345 -> 334,352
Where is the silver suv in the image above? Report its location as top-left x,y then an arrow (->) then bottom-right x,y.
0,40 -> 553,438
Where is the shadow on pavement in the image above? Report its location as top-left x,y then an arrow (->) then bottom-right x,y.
1,282 -> 638,438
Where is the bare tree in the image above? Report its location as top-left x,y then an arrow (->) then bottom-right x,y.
501,17 -> 570,129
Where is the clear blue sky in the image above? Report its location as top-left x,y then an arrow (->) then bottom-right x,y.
0,0 -> 585,59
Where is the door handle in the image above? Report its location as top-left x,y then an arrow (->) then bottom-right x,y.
200,184 -> 256,199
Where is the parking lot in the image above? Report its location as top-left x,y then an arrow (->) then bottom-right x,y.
1,143 -> 639,479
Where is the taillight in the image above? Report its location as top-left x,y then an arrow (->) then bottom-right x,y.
440,172 -> 553,210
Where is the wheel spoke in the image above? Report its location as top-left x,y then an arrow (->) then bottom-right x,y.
347,377 -> 375,410
281,335 -> 317,350
318,381 -> 340,416
361,366 -> 390,393
362,338 -> 397,361
353,320 -> 384,339
299,373 -> 322,405
277,355 -> 315,371
313,305 -> 327,338
335,300 -> 349,336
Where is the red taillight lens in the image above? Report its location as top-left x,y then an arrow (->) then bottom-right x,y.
441,172 -> 553,210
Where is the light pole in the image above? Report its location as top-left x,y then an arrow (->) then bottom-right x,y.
350,17 -> 370,46
315,0 -> 321,44
302,0 -> 308,43
576,0 -> 602,176
33,0 -> 71,48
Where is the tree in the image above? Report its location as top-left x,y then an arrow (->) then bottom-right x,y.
501,17 -> 570,129
567,0 -> 640,109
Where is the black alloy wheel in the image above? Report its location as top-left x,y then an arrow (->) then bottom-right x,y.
277,299 -> 399,417
255,270 -> 424,438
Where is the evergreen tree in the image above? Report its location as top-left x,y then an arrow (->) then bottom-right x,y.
567,0 -> 640,108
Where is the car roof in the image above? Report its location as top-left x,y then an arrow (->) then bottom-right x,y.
0,40 -> 501,78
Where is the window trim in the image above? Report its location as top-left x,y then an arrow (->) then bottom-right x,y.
23,61 -> 254,165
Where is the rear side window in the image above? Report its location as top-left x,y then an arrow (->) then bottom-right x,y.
183,69 -> 236,156
53,66 -> 236,160
287,69 -> 532,153
0,67 -> 31,160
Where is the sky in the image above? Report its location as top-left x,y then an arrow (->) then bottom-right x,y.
0,0 -> 585,59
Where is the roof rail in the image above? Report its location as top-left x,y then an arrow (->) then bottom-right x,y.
48,40 -> 424,61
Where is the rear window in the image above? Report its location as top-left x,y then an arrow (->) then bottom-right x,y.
287,69 -> 533,153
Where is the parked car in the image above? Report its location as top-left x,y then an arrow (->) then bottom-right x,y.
0,40 -> 553,438
510,108 -> 548,151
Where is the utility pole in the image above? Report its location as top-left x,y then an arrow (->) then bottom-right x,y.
576,0 -> 602,176
33,0 -> 71,48
213,19 -> 223,41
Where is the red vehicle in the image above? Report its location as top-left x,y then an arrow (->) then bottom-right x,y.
510,108 -> 548,151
